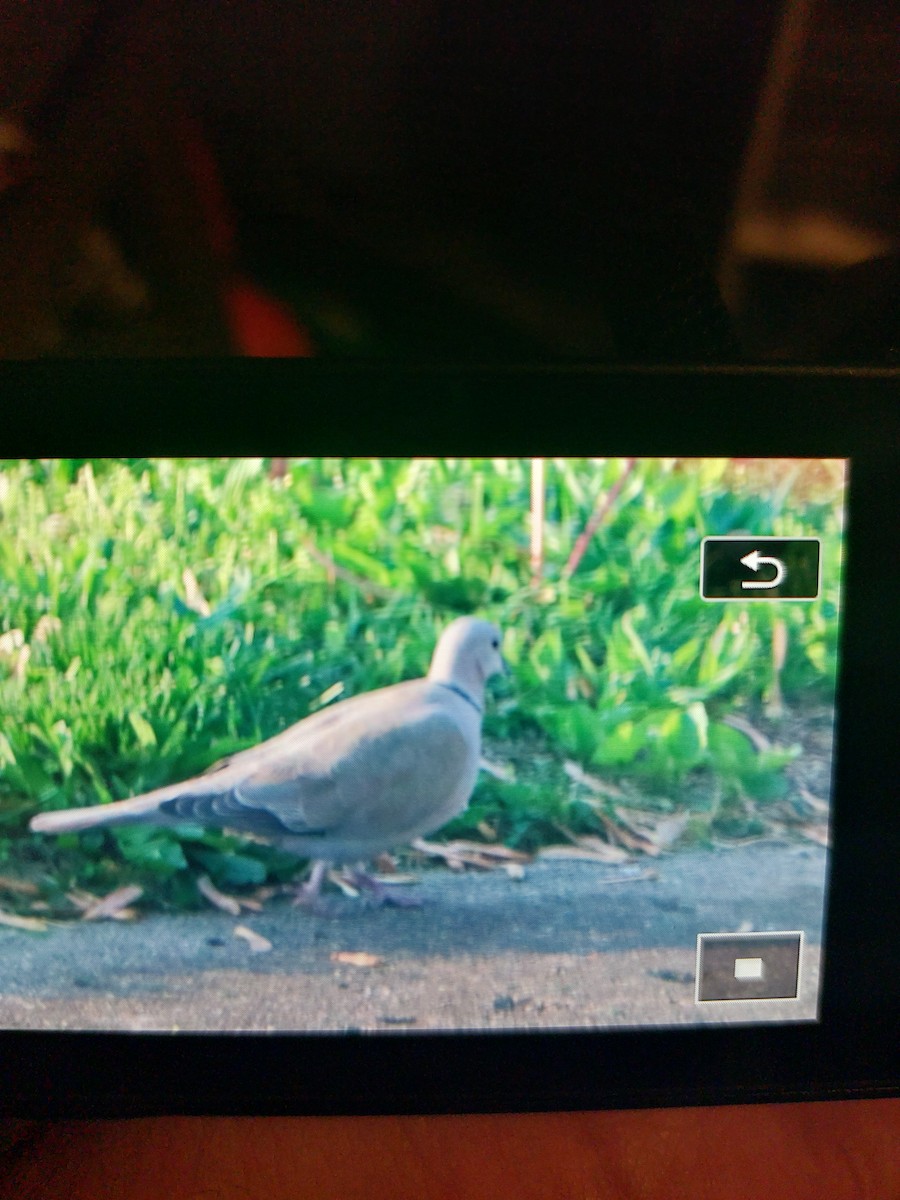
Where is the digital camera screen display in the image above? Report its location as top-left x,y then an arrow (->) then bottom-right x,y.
0,456 -> 845,1034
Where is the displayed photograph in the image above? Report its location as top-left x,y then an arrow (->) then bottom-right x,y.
0,456 -> 845,1032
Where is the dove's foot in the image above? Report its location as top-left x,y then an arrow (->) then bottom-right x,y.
289,860 -> 421,911
290,859 -> 337,915
345,868 -> 423,909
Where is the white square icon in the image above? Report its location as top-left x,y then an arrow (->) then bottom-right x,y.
696,932 -> 802,1001
734,957 -> 765,981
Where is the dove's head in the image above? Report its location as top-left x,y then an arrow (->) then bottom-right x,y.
428,617 -> 508,702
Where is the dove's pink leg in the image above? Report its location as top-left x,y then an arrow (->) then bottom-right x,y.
291,859 -> 332,910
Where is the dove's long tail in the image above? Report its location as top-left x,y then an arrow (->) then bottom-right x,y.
29,782 -> 192,834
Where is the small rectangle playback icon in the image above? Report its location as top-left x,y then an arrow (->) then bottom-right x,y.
696,932 -> 803,1002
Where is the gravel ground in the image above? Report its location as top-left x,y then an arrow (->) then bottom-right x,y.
0,844 -> 827,1032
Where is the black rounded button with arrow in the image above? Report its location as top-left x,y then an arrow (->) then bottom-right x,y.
700,537 -> 821,601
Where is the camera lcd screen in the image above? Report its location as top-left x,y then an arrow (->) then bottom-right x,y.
0,455 -> 845,1035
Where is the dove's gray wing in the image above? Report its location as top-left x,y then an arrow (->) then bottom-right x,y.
155,684 -> 478,859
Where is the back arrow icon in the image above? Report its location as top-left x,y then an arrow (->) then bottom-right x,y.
740,549 -> 786,589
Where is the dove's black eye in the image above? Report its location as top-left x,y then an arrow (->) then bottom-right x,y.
491,638 -> 499,649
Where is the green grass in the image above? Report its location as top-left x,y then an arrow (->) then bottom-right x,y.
0,456 -> 844,906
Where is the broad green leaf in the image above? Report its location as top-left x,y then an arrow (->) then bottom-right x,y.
549,703 -> 599,762
114,828 -> 188,873
192,849 -> 268,887
707,722 -> 757,776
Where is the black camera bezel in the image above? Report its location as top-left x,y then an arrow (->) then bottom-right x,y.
2,364 -> 897,1116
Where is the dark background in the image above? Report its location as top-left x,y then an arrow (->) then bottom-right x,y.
1,0 -> 897,360
183,0 -> 778,359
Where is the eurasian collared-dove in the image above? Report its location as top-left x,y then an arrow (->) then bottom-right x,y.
30,617 -> 507,904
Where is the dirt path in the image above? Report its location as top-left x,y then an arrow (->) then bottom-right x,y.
0,844 -> 826,1032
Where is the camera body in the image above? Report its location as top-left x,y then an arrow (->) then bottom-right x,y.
0,364 -> 896,1115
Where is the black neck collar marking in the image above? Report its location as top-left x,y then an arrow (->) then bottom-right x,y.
437,681 -> 483,716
